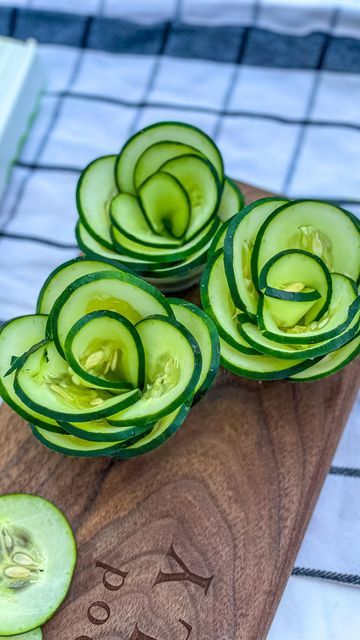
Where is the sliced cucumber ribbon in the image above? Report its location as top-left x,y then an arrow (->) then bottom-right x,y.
76,121 -> 244,291
202,198 -> 360,380
1,257 -> 220,457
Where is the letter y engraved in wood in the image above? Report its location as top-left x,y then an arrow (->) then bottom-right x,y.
179,619 -> 192,639
153,543 -> 213,595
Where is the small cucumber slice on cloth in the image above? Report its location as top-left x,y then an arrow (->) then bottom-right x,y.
0,494 -> 76,636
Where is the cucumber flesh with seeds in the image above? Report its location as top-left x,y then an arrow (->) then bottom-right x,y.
115,403 -> 191,457
15,341 -> 140,422
49,269 -> 172,357
160,154 -> 221,241
169,298 -> 220,403
224,198 -> 288,317
76,155 -> 117,250
134,140 -> 202,190
64,310 -> 145,391
0,494 -> 76,635
259,249 -> 332,323
201,250 -> 258,355
108,315 -> 201,426
264,294 -> 320,329
259,273 -> 359,345
139,170 -> 190,239
110,193 -> 182,248
116,121 -> 224,193
252,200 -> 360,286
0,316 -> 63,433
218,177 -> 244,222
288,334 -> 360,381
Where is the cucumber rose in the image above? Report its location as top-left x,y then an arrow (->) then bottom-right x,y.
75,122 -> 244,292
0,258 -> 219,457
201,198 -> 360,380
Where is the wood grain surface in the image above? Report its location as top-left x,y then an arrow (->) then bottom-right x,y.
0,182 -> 359,640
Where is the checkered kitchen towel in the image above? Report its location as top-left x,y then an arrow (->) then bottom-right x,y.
0,0 -> 359,633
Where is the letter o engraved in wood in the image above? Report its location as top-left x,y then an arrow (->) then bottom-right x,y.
87,601 -> 111,625
96,560 -> 128,591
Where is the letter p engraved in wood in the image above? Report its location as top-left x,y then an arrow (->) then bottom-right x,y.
153,544 -> 213,595
96,560 -> 128,591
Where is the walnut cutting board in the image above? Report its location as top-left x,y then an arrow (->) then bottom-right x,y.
0,182 -> 359,640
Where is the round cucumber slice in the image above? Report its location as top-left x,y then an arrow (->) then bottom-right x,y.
110,193 -> 182,248
49,269 -> 172,357
259,273 -> 359,345
76,155 -> 118,251
169,298 -> 220,403
218,177 -> 244,222
200,250 -> 258,355
64,310 -> 145,391
0,316 -> 62,433
31,425 -> 129,457
238,312 -> 360,360
224,198 -> 288,317
134,140 -> 202,190
289,333 -> 360,381
8,629 -> 42,640
159,154 -> 221,241
108,315 -> 202,426
111,217 -> 219,264
219,337 -> 314,380
116,403 -> 191,457
139,171 -> 191,239
15,341 -> 140,422
0,493 -> 76,635
252,200 -> 360,286
258,249 -> 332,323
116,121 -> 224,193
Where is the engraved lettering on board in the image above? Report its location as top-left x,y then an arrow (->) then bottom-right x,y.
74,543 -> 212,639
